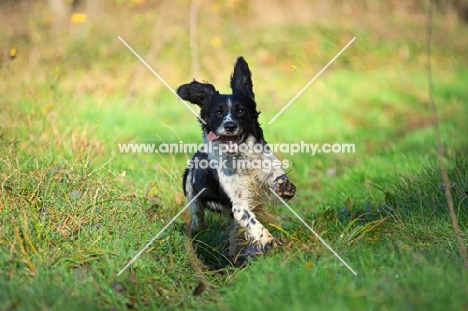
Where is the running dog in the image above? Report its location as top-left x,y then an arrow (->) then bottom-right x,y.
177,57 -> 296,260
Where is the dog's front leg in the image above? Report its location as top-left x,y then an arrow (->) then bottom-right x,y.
219,169 -> 277,255
262,150 -> 296,199
272,174 -> 296,199
231,200 -> 276,249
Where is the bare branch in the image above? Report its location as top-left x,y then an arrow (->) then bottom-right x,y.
426,0 -> 468,271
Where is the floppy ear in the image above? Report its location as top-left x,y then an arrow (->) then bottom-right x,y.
177,81 -> 217,107
230,56 -> 254,99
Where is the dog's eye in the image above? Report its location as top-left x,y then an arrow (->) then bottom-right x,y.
215,110 -> 223,116
237,108 -> 245,115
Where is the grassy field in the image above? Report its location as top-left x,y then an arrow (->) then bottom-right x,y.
1,1 -> 468,310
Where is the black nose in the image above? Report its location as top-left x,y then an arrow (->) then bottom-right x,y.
224,122 -> 237,132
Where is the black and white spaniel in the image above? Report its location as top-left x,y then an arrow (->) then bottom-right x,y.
177,57 -> 296,261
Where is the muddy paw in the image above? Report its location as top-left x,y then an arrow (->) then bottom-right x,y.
274,174 -> 296,200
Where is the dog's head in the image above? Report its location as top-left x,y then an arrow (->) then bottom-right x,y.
177,57 -> 264,154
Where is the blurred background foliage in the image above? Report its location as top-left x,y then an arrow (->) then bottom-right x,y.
2,0 -> 467,198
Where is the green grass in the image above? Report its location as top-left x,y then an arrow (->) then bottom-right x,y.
209,247 -> 468,311
1,1 -> 468,310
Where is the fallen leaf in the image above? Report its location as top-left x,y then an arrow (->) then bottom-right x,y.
129,274 -> 137,283
174,193 -> 184,205
345,197 -> 351,211
145,181 -> 161,205
111,281 -> 124,293
192,282 -> 206,296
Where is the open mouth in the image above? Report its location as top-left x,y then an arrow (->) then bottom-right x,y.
207,131 -> 245,154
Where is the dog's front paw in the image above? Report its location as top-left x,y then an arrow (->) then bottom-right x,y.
263,235 -> 280,252
241,236 -> 278,256
234,232 -> 279,267
273,174 -> 296,200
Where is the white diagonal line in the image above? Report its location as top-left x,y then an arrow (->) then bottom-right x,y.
269,188 -> 357,275
268,37 -> 356,124
118,36 -> 206,124
117,188 -> 206,276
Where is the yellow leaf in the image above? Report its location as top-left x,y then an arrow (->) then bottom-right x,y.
210,37 -> 222,49
401,244 -> 411,251
145,181 -> 160,204
71,13 -> 87,24
9,47 -> 17,59
42,103 -> 54,115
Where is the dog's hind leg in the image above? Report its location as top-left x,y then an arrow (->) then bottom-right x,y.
189,200 -> 206,234
184,171 -> 207,235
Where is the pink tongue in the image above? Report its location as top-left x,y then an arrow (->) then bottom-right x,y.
207,131 -> 219,141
